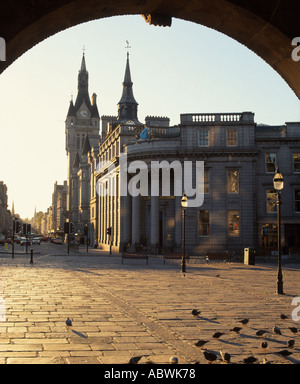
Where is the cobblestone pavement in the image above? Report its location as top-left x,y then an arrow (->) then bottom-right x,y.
0,251 -> 300,364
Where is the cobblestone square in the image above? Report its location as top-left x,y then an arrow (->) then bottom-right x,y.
0,251 -> 300,364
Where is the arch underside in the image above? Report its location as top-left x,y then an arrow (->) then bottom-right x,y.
0,0 -> 299,98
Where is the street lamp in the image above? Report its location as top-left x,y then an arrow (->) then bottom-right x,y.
273,168 -> 284,295
181,193 -> 188,273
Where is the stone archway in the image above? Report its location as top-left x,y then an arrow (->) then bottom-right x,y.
0,0 -> 300,98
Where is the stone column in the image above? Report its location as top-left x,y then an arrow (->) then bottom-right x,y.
122,194 -> 132,246
150,195 -> 160,254
131,195 -> 140,245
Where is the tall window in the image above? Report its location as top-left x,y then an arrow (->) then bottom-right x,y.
204,168 -> 210,194
227,169 -> 239,193
293,153 -> 300,172
228,211 -> 240,236
226,129 -> 238,146
199,210 -> 210,236
76,134 -> 80,149
198,130 -> 209,147
266,153 -> 276,173
266,190 -> 277,213
295,190 -> 300,212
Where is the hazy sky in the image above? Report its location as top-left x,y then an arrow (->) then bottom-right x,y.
0,15 -> 299,220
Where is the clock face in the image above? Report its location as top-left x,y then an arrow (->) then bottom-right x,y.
80,110 -> 87,118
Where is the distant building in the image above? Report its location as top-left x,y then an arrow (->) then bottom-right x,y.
0,181 -> 11,234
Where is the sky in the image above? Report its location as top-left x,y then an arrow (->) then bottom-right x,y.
0,15 -> 299,220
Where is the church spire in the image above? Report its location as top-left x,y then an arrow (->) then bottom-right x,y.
74,51 -> 92,111
117,49 -> 139,123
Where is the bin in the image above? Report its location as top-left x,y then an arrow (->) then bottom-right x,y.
244,248 -> 255,265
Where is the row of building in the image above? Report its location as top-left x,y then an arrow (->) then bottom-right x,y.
0,181 -> 12,235
42,51 -> 300,256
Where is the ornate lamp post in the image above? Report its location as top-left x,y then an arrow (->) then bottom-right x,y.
181,193 -> 188,273
273,168 -> 284,295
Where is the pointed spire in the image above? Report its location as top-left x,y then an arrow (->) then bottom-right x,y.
11,201 -> 15,216
67,98 -> 76,117
117,51 -> 139,123
75,51 -> 91,111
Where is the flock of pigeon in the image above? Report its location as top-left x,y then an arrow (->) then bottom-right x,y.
191,310 -> 299,364
65,311 -> 299,364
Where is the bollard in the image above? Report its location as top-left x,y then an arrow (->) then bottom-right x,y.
30,249 -> 33,264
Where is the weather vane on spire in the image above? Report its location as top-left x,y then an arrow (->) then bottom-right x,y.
82,45 -> 86,55
125,40 -> 131,57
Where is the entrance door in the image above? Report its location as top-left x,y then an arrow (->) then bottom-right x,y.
261,224 -> 277,256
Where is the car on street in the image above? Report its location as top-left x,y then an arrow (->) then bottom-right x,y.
20,237 -> 30,246
52,237 -> 63,244
32,237 -> 41,245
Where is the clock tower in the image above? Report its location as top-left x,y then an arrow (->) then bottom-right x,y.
65,52 -> 100,223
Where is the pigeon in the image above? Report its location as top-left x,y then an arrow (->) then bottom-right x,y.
243,356 -> 257,364
273,325 -> 282,335
220,350 -> 231,363
203,350 -> 218,363
192,309 -> 201,317
129,356 -> 143,364
287,339 -> 295,348
256,330 -> 267,337
169,356 -> 178,364
260,341 -> 268,350
288,327 -> 298,334
65,317 -> 72,327
230,327 -> 242,334
213,331 -> 225,339
276,350 -> 293,357
262,358 -> 272,364
238,319 -> 249,326
194,340 -> 209,348
280,314 -> 288,319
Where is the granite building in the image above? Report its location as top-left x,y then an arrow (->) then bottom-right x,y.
67,52 -> 300,256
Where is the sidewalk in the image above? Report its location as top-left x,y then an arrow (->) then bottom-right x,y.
0,254 -> 300,364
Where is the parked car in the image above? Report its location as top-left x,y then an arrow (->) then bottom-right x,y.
52,237 -> 63,244
20,237 -> 30,246
32,237 -> 41,245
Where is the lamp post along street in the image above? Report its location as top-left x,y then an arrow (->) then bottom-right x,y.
181,193 -> 188,273
273,168 -> 284,295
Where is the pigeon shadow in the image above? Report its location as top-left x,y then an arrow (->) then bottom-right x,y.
198,316 -> 220,324
72,329 -> 88,338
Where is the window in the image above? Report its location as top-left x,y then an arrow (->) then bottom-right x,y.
228,211 -> 239,236
204,168 -> 210,194
81,134 -> 85,148
76,134 -> 80,149
266,190 -> 277,213
293,153 -> 300,172
226,129 -> 238,146
199,210 -> 210,236
266,153 -> 276,173
227,169 -> 239,193
198,130 -> 209,147
295,190 -> 300,212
